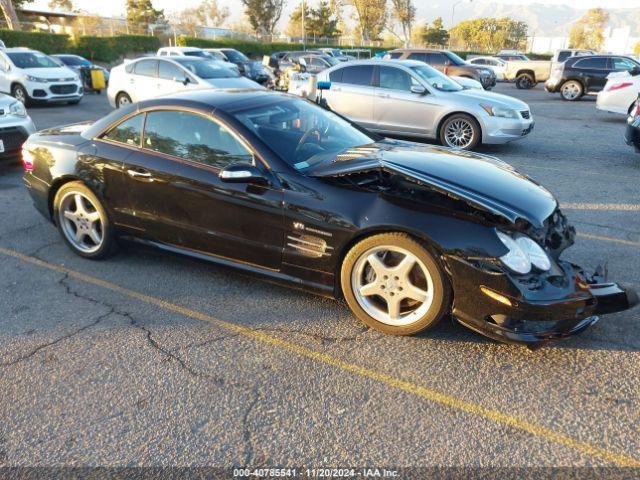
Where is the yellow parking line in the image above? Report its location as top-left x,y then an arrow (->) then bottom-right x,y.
1,245 -> 639,467
578,232 -> 640,248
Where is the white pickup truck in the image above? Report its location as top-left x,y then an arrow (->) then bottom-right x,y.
504,49 -> 596,89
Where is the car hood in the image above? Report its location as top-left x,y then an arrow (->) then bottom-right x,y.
451,88 -> 529,110
23,67 -> 77,79
308,141 -> 556,227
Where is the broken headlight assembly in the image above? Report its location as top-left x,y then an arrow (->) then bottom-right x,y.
496,231 -> 552,274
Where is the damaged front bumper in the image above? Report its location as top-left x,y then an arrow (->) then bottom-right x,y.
446,256 -> 639,346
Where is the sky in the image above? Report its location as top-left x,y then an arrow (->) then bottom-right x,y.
25,0 -> 640,18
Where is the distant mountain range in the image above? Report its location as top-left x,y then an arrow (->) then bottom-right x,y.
414,3 -> 640,37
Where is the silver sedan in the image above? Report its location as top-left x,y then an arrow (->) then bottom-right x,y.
316,59 -> 534,150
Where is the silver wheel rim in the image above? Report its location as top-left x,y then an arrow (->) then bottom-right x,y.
444,118 -> 474,148
351,246 -> 435,327
117,95 -> 130,107
58,192 -> 104,254
518,76 -> 531,88
562,82 -> 580,100
13,87 -> 25,103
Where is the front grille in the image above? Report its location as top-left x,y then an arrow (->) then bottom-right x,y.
521,110 -> 531,119
50,84 -> 77,95
0,127 -> 28,152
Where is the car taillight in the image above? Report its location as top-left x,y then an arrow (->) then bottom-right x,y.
607,81 -> 633,92
21,147 -> 34,171
636,101 -> 640,117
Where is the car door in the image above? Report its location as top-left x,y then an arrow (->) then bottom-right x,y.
0,53 -> 11,94
610,57 -> 640,75
130,59 -> 158,102
373,65 -> 433,136
573,57 -> 608,92
324,65 -> 375,128
157,60 -> 193,96
120,108 -> 284,270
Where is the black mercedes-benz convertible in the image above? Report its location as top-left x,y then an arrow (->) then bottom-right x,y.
21,89 -> 637,345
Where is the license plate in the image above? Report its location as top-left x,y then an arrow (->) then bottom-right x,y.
0,139 -> 5,153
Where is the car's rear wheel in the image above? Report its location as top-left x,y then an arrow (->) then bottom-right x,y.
341,233 -> 451,335
560,80 -> 583,101
53,182 -> 116,259
515,73 -> 536,89
116,92 -> 132,108
439,113 -> 481,150
11,84 -> 30,106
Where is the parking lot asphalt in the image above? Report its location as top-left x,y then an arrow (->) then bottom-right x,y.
0,86 -> 639,471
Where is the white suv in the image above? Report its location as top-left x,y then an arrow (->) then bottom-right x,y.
0,48 -> 83,105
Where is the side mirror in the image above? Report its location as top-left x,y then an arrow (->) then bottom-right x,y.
182,76 -> 191,85
631,66 -> 640,76
410,85 -> 426,95
298,58 -> 307,67
219,163 -> 267,185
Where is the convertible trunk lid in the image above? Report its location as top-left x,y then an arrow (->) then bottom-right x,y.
309,141 -> 557,227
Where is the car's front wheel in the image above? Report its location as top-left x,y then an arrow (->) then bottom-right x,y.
439,113 -> 481,150
116,92 -> 132,108
11,84 -> 30,106
560,80 -> 583,101
515,73 -> 536,89
53,181 -> 116,259
341,233 -> 451,335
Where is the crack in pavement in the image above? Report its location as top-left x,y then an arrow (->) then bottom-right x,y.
241,384 -> 261,467
253,325 -> 370,346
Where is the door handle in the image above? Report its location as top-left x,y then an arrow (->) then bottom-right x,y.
127,169 -> 153,180
129,78 -> 135,83
333,87 -> 341,92
377,93 -> 390,98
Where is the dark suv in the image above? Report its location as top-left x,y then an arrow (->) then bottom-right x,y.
385,49 -> 497,90
545,55 -> 640,101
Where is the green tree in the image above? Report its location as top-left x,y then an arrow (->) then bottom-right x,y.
172,0 -> 229,36
308,1 -> 340,39
569,8 -> 608,51
48,0 -> 73,10
352,0 -> 387,43
126,0 -> 166,33
285,3 -> 311,38
450,17 -> 527,52
241,0 -> 285,36
421,17 -> 449,47
389,0 -> 415,47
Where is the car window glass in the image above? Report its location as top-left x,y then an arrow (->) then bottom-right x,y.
574,57 -> 606,69
102,114 -> 144,147
134,59 -> 157,76
340,65 -> 374,86
427,53 -> 446,65
557,51 -> 570,62
472,59 -> 485,65
408,52 -> 426,62
388,52 -> 402,59
143,110 -> 252,169
329,68 -> 343,83
158,61 -> 184,80
379,66 -> 418,91
613,57 -> 637,70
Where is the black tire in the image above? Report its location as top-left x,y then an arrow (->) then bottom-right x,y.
340,233 -> 452,336
11,84 -> 30,106
515,73 -> 536,89
116,92 -> 132,108
439,113 -> 481,150
560,80 -> 583,101
53,181 -> 117,260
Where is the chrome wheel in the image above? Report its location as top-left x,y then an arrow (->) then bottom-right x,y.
116,93 -> 131,108
58,192 -> 104,254
561,81 -> 582,100
351,246 -> 434,326
444,118 -> 475,148
13,86 -> 26,104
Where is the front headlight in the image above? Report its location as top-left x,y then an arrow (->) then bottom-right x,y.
480,104 -> 519,119
496,231 -> 531,274
9,101 -> 26,117
496,231 -> 552,274
26,75 -> 48,83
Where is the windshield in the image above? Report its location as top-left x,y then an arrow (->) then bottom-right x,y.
410,65 -> 463,92
444,51 -> 466,66
7,52 -> 61,69
223,50 -> 249,62
231,97 -> 377,170
174,59 -> 241,79
326,56 -> 340,66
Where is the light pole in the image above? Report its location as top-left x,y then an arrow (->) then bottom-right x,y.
301,0 -> 306,50
449,0 -> 472,48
